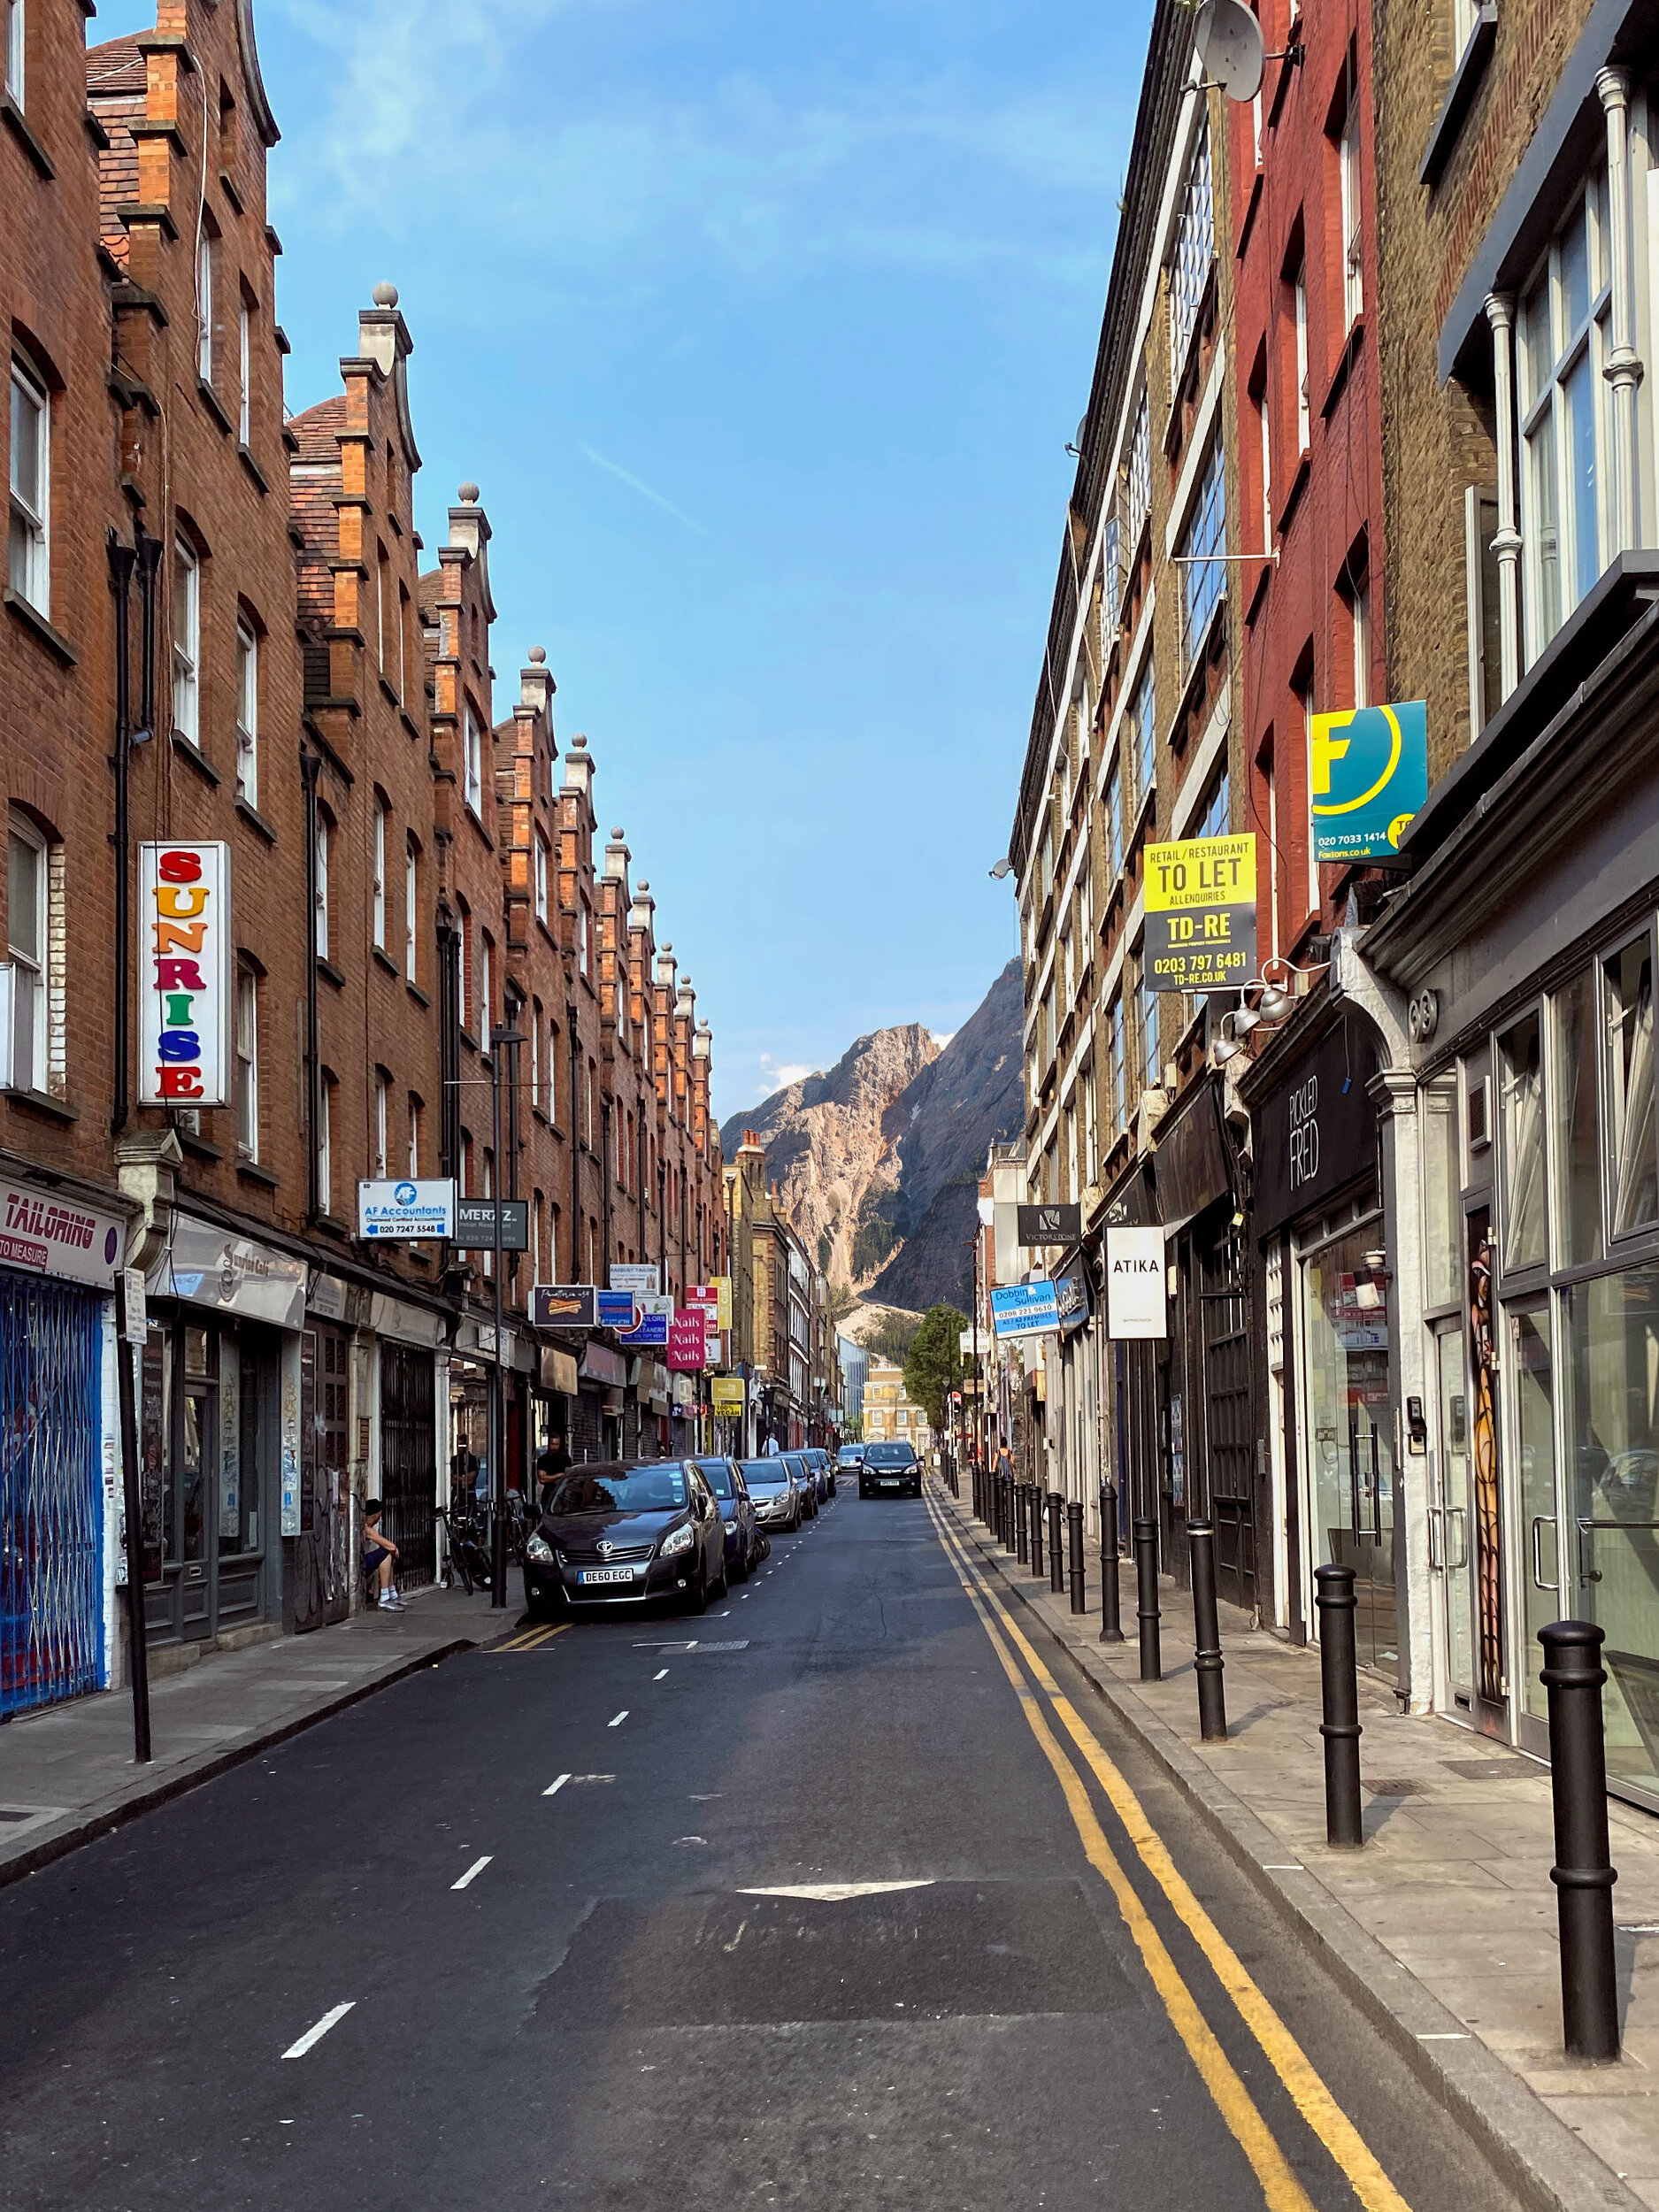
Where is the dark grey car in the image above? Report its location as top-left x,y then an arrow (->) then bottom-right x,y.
523,1459 -> 728,1618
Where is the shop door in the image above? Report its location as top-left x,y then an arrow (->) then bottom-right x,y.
1509,1299 -> 1560,1755
0,1273 -> 104,1717
1429,1319 -> 1480,1717
1201,1231 -> 1256,1612
294,1327 -> 350,1634
140,1317 -> 270,1647
1302,1230 -> 1398,1674
380,1345 -> 435,1586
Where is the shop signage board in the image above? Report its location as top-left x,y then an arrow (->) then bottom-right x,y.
163,1216 -> 307,1329
358,1178 -> 457,1241
619,1294 -> 672,1348
0,1175 -> 124,1287
710,1376 -> 746,1414
534,1284 -> 596,1329
667,1310 -> 710,1371
1253,1018 -> 1379,1239
610,1262 -> 660,1294
1053,1256 -> 1091,1336
1018,1202 -> 1080,1246
1143,833 -> 1256,994
139,841 -> 231,1105
595,1288 -> 640,1332
1106,1227 -> 1168,1339
454,1198 -> 529,1252
1310,700 -> 1428,863
990,1280 -> 1061,1340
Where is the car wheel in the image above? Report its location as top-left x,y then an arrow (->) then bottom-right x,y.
732,1543 -> 749,1584
709,1555 -> 729,1602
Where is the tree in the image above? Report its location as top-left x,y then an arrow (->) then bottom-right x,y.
864,1310 -> 919,1364
903,1302 -> 967,1433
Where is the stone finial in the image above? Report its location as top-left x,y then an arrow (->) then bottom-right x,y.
528,645 -> 547,665
638,879 -> 649,892
572,734 -> 588,750
611,825 -> 625,839
373,281 -> 399,308
662,941 -> 672,953
458,480 -> 480,503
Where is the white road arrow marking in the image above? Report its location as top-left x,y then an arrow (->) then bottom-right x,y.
737,1880 -> 934,1902
282,2002 -> 356,2058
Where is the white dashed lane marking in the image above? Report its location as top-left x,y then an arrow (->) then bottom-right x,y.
451,1856 -> 492,1890
282,2003 -> 356,2059
543,1774 -> 572,1798
654,1670 -> 668,1681
608,1710 -> 629,1728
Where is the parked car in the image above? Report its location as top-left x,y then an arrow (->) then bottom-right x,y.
836,1444 -> 865,1476
740,1458 -> 804,1532
783,1450 -> 818,1516
861,1440 -> 921,1499
802,1446 -> 834,1500
524,1459 -> 727,1617
691,1455 -> 763,1581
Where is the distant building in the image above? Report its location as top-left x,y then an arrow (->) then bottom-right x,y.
862,1356 -> 932,1456
838,1334 -> 869,1430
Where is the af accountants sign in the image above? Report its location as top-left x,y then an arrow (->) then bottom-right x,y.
139,843 -> 230,1106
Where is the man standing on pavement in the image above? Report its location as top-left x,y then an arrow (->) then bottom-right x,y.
536,1431 -> 572,1511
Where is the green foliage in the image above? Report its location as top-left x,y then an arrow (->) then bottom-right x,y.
852,1215 -> 898,1275
817,1229 -> 833,1271
864,1310 -> 920,1364
903,1302 -> 967,1432
827,1279 -> 856,1323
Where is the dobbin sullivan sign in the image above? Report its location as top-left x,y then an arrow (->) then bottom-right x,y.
139,842 -> 231,1107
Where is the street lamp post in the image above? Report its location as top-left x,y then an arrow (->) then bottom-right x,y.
488,1022 -> 522,1609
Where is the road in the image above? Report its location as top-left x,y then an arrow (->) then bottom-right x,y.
0,1486 -> 1517,2211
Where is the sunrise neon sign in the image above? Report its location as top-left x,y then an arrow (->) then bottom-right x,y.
139,842 -> 230,1107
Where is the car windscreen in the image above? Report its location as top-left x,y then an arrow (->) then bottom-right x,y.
738,1461 -> 789,1490
694,1458 -> 736,1499
837,1448 -> 862,1463
547,1467 -> 687,1515
782,1455 -> 810,1478
864,1443 -> 916,1468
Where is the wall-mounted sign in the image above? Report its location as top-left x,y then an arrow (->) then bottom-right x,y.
454,1197 -> 528,1252
139,841 -> 230,1105
1018,1203 -> 1081,1246
711,1376 -> 746,1414
1144,833 -> 1256,994
620,1293 -> 672,1348
534,1284 -> 595,1330
611,1262 -> 660,1294
1053,1256 -> 1091,1335
358,1178 -> 457,1241
667,1310 -> 710,1371
0,1174 -> 124,1287
990,1280 -> 1061,1340
595,1288 -> 640,1333
1253,1018 -> 1379,1239
1310,700 -> 1428,863
1106,1227 -> 1167,1339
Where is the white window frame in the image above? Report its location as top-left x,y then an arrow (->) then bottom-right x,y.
6,815 -> 47,1094
1177,434 -> 1226,678
1339,95 -> 1363,330
5,0 -> 24,105
458,909 -> 472,1033
1125,389 -> 1151,548
235,622 -> 257,805
579,900 -> 590,978
1351,572 -> 1371,708
373,1070 -> 389,1179
376,546 -> 387,672
464,707 -> 483,817
408,1096 -> 421,1177
1294,264 -> 1310,455
534,832 -> 549,923
234,960 -> 258,1158
9,353 -> 48,614
172,538 -> 199,743
530,1003 -> 541,1108
372,796 -> 387,950
404,836 -> 419,983
480,932 -> 494,1043
317,1076 -> 333,1215
1302,687 -> 1319,918
196,231 -> 213,383
314,812 -> 330,961
1257,379 -> 1272,537
1130,652 -> 1156,812
238,295 -> 250,444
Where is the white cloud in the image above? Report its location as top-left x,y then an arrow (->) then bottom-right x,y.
773,1064 -> 811,1086
932,1031 -> 955,1049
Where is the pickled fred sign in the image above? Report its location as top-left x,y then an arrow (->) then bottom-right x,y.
1310,700 -> 1428,863
1144,834 -> 1256,994
139,843 -> 230,1107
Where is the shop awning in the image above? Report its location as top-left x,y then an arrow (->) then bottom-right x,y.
539,1347 -> 579,1394
580,1342 -> 627,1388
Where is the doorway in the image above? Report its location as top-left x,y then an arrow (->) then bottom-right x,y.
1430,1317 -> 1479,1716
139,1313 -> 273,1647
1300,1224 -> 1397,1673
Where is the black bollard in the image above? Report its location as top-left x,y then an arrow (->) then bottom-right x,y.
1314,1564 -> 1363,1848
1187,1519 -> 1227,1740
1015,1484 -> 1029,1565
1134,1517 -> 1161,1681
1048,1492 -> 1066,1594
1029,1484 -> 1045,1577
1067,1499 -> 1087,1614
1099,1479 -> 1124,1643
1004,1472 -> 1018,1555
1539,1621 -> 1621,2063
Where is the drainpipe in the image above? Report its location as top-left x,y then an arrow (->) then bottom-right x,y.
567,1000 -> 580,1279
1597,68 -> 1644,555
601,1098 -> 612,1284
1485,293 -> 1523,701
108,534 -> 136,1135
300,749 -> 322,1225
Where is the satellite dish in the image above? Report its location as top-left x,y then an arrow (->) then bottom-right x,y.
1195,0 -> 1264,103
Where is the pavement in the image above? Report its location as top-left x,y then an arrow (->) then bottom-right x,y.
0,1581 -> 502,1887
936,1481 -> 1659,2212
0,1481 -> 1542,2211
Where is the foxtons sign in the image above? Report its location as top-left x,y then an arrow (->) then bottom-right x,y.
1310,701 -> 1428,864
1143,834 -> 1256,994
1106,1227 -> 1167,1339
139,843 -> 230,1106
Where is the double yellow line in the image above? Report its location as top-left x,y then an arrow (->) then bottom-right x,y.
925,1493 -> 1409,2212
494,1621 -> 570,1654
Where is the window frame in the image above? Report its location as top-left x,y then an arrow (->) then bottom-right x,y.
1177,434 -> 1226,679
317,1073 -> 334,1215
1293,262 -> 1310,455
234,958 -> 258,1159
1339,92 -> 1363,330
9,352 -> 49,615
6,813 -> 47,1094
172,537 -> 200,744
313,810 -> 331,961
1169,121 -> 1216,386
5,0 -> 24,106
196,230 -> 214,384
464,706 -> 483,818
534,831 -> 549,924
403,835 -> 419,984
234,620 -> 258,805
373,1069 -> 389,1179
237,294 -> 251,445
371,795 -> 388,951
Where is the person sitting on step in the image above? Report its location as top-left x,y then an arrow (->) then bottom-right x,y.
362,1501 -> 404,1612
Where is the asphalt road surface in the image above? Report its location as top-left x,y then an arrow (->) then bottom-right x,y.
0,1486 -> 1518,2211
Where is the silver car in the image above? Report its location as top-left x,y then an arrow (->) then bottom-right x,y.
738,1457 -> 804,1532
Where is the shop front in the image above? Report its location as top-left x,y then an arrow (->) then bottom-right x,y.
532,1345 -> 579,1492
141,1215 -> 303,1650
1247,1010 -> 1389,1668
371,1293 -> 446,1591
578,1341 -> 626,1462
0,1171 -> 125,1717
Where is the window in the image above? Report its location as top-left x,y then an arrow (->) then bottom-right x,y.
1125,389 -> 1151,548
1256,370 -> 1272,541
376,545 -> 388,672
1499,1012 -> 1546,1270
403,836 -> 419,983
1107,995 -> 1125,1134
1140,969 -> 1162,1091
1518,173 -> 1614,657
530,1001 -> 541,1108
1178,435 -> 1225,677
317,1073 -> 334,1215
238,296 -> 250,444
6,816 -> 46,1092
235,623 -> 257,804
313,810 -> 330,960
534,832 -> 549,924
397,582 -> 411,703
1102,514 -> 1122,641
586,1059 -> 596,1148
196,232 -> 213,383
1349,569 -> 1371,708
1251,81 -> 1263,171
1293,263 -> 1310,455
464,707 -> 482,816
1103,763 -> 1122,885
1128,654 -> 1156,811
1604,933 -> 1656,1239
480,931 -> 494,1043
1196,770 -> 1229,841
1301,685 -> 1319,917
234,961 -> 258,1157
8,355 -> 48,614
458,904 -> 472,1033
578,900 -> 590,978
1339,94 -> 1363,329
373,1070 -> 389,1179
407,1095 -> 422,1177
371,797 -> 387,950
172,538 -> 199,742
549,1022 -> 559,1120
1170,123 -> 1215,381
1453,0 -> 1479,58
5,0 -> 23,104
1259,737 -> 1279,958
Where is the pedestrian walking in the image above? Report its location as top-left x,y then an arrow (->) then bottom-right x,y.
362,1502 -> 404,1612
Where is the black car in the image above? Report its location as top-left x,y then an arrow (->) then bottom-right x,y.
861,1440 -> 921,1498
523,1459 -> 727,1617
691,1455 -> 764,1582
782,1450 -> 818,1517
803,1446 -> 834,1499
740,1458 -> 805,1532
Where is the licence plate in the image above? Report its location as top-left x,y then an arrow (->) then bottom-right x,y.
578,1566 -> 637,1585
881,1478 -> 900,1487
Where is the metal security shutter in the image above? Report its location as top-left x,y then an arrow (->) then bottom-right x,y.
380,1344 -> 435,1586
0,1272 -> 104,1717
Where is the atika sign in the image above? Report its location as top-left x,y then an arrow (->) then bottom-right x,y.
1143,834 -> 1256,995
1310,700 -> 1427,863
139,843 -> 230,1106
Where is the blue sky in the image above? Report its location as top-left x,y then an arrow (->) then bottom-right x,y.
97,0 -> 1137,1119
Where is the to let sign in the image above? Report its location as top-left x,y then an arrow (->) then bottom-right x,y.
1143,833 -> 1256,995
139,842 -> 230,1105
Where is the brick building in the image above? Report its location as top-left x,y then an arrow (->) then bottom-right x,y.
0,0 -> 726,1717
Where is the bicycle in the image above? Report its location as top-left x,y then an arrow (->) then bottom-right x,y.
437,1503 -> 494,1595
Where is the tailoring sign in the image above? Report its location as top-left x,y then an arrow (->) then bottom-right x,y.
0,1174 -> 123,1286
610,1263 -> 660,1294
990,1280 -> 1061,1340
139,842 -> 230,1105
1143,834 -> 1256,993
619,1293 -> 672,1348
1310,700 -> 1428,863
1106,1227 -> 1167,1340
